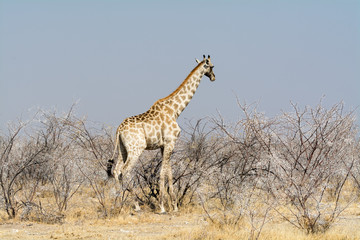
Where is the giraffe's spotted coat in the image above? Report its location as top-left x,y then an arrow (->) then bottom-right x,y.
109,56 -> 215,213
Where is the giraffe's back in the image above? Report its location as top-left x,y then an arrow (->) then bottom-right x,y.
117,110 -> 166,150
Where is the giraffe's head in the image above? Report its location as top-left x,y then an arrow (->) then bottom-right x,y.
196,55 -> 215,81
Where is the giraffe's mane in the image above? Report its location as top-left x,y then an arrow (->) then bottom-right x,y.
153,61 -> 204,105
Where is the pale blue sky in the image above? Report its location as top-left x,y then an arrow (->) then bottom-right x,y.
1,0 -> 359,129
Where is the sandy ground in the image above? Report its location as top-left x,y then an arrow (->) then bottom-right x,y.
1,213 -> 360,240
0,213 -> 205,240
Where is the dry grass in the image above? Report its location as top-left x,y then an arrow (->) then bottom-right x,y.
1,184 -> 360,240
1,203 -> 359,239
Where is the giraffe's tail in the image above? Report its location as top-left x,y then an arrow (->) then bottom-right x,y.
107,128 -> 120,178
106,159 -> 114,178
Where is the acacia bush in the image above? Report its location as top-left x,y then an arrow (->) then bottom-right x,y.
197,107 -> 275,239
351,140 -> 360,194
0,118 -> 55,218
0,102 -> 358,237
237,102 -> 358,234
0,107 -> 114,219
195,101 -> 358,236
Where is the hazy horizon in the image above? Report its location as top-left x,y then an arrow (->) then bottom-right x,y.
1,1 -> 359,130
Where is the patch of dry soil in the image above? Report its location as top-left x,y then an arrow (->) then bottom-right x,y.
0,213 -> 205,240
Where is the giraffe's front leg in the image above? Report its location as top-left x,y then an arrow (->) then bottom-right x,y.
159,142 -> 178,213
159,158 -> 167,214
166,159 -> 178,212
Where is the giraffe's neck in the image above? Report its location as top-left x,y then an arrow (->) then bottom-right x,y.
153,62 -> 206,119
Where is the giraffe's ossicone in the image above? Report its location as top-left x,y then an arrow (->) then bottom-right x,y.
108,55 -> 215,213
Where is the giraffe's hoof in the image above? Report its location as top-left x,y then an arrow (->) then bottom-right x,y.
157,211 -> 168,215
158,206 -> 167,215
134,203 -> 141,212
130,209 -> 142,215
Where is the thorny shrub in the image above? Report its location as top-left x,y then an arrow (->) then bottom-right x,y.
235,102 -> 358,234
0,101 -> 358,237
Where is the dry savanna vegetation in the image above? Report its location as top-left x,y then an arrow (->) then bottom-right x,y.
1,101 -> 360,239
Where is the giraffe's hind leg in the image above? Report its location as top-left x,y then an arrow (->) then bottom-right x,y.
120,145 -> 145,180
113,139 -> 127,182
119,143 -> 146,212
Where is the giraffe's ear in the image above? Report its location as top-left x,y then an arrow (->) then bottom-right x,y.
206,55 -> 211,64
195,58 -> 200,64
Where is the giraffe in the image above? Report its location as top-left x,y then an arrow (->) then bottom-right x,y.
108,55 -> 215,213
